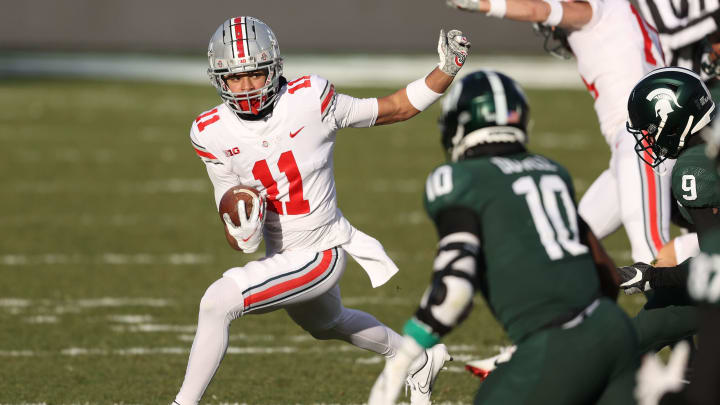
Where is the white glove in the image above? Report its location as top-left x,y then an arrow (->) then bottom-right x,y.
368,336 -> 425,405
635,341 -> 690,405
446,0 -> 481,11
437,29 -> 471,77
222,194 -> 266,253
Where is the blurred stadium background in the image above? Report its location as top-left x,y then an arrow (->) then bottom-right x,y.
1,1 -> 651,404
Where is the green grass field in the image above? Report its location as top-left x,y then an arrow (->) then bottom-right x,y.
0,78 -> 651,404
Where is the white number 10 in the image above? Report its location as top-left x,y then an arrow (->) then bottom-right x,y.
512,175 -> 588,260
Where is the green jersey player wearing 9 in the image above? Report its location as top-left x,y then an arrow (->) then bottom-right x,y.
368,70 -> 638,405
616,68 -> 720,405
615,68 -> 716,358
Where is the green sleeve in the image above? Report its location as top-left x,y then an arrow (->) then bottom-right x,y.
423,163 -> 483,222
672,149 -> 720,208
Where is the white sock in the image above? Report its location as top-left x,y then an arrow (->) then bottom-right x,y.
174,277 -> 244,405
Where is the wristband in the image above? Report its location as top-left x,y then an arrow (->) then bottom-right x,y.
486,0 -> 507,18
406,76 -> 443,111
542,0 -> 564,26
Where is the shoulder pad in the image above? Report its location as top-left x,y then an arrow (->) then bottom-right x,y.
189,107 -> 224,165
424,163 -> 478,219
672,150 -> 720,208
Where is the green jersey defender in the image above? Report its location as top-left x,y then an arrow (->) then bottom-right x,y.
619,72 -> 720,403
401,71 -> 638,405
619,68 -> 719,294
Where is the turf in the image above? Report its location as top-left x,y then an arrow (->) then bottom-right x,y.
0,78 -> 653,404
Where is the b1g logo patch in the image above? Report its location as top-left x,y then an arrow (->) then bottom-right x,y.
224,147 -> 241,157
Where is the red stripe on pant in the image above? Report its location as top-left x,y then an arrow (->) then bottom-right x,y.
630,4 -> 657,65
243,249 -> 334,308
642,150 -> 663,251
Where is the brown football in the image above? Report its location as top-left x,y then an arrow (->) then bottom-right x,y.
218,185 -> 261,226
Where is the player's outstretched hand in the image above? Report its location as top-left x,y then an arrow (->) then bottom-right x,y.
635,341 -> 690,405
616,262 -> 654,294
438,29 -> 470,77
223,195 -> 266,253
446,0 -> 481,11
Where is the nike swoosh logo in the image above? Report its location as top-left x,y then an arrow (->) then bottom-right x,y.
415,355 -> 433,394
290,126 -> 305,138
622,268 -> 643,287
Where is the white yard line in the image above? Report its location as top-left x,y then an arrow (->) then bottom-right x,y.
0,253 -> 212,266
0,53 -> 580,90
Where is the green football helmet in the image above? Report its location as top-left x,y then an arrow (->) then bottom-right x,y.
627,67 -> 715,169
440,70 -> 530,162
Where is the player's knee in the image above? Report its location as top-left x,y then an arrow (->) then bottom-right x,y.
304,327 -> 337,341
198,278 -> 243,321
198,287 -> 225,318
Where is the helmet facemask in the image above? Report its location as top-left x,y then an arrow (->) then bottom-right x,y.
207,17 -> 284,119
533,23 -> 573,60
213,67 -> 281,116
626,121 -> 673,173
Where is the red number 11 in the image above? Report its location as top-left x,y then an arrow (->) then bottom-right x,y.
252,151 -> 310,215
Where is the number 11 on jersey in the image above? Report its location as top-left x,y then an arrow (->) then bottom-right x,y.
252,150 -> 311,215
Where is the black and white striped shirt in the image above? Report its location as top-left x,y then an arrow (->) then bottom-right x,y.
637,0 -> 719,79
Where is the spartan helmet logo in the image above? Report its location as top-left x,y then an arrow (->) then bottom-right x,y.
646,88 -> 682,139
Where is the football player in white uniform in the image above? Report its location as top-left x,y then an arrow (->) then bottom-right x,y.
171,17 -> 469,405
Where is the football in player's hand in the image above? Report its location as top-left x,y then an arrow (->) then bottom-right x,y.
218,185 -> 261,226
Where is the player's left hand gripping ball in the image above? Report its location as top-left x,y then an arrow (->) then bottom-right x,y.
221,186 -> 266,253
438,29 -> 470,76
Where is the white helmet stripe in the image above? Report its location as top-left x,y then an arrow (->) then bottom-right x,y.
487,72 -> 508,125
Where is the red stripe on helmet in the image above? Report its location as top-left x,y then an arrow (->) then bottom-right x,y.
234,17 -> 245,58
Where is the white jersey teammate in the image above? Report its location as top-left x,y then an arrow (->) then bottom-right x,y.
447,0 -> 670,265
172,16 -> 469,405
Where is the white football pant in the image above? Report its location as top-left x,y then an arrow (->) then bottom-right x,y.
173,247 -> 405,405
579,127 -> 673,264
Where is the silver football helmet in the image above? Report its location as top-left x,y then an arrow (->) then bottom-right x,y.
207,17 -> 283,117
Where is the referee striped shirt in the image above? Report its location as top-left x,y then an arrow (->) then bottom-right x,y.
637,0 -> 719,80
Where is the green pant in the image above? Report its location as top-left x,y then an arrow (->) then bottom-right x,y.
632,288 -> 698,354
474,299 -> 638,405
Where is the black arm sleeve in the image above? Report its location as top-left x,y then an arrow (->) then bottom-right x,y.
435,207 -> 487,290
687,207 -> 720,249
435,206 -> 481,238
649,260 -> 691,289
